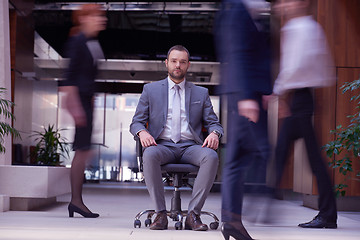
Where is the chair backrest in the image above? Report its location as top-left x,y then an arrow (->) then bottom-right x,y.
135,136 -> 144,172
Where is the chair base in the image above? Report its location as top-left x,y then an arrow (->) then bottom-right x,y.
134,209 -> 219,230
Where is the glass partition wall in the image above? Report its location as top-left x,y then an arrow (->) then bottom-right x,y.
58,92 -> 220,183
58,92 -> 141,182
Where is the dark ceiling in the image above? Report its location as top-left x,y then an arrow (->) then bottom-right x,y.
33,1 -> 221,61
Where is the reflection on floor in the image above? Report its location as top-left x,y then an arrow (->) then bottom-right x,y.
0,182 -> 359,240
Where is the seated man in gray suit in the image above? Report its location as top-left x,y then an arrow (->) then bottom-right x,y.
130,45 -> 223,231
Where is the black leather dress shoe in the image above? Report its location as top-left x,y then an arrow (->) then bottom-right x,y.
298,216 -> 337,229
149,211 -> 168,230
185,211 -> 208,231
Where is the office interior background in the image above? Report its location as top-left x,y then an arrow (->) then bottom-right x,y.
0,0 -> 359,212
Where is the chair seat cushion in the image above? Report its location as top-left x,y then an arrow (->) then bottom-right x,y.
161,163 -> 199,173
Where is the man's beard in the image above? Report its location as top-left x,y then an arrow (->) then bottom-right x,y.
169,70 -> 185,81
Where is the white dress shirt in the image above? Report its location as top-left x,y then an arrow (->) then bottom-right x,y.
158,77 -> 194,142
273,16 -> 335,96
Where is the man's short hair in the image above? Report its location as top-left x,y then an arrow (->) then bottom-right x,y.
167,45 -> 190,60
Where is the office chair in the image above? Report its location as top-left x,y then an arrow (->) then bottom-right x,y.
133,136 -> 219,230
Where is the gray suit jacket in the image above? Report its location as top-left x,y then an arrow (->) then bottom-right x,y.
130,79 -> 223,144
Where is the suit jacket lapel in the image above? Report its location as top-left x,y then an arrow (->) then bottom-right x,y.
185,81 -> 201,143
162,79 -> 169,124
185,81 -> 192,120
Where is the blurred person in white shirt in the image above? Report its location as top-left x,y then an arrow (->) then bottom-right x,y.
271,0 -> 337,229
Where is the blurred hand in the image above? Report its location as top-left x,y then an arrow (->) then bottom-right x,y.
278,97 -> 291,119
68,105 -> 87,127
138,130 -> 157,148
238,99 -> 260,123
202,132 -> 219,150
60,86 -> 87,127
262,94 -> 274,110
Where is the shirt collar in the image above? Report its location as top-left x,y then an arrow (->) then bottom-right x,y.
167,77 -> 186,90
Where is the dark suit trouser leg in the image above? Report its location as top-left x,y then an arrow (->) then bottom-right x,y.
249,101 -> 271,190
275,101 -> 337,222
221,114 -> 258,222
275,117 -> 295,187
301,117 -> 337,222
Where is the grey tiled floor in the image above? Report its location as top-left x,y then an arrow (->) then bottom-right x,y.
0,182 -> 359,240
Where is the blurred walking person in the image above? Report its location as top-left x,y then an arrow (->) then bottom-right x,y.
59,4 -> 107,218
272,0 -> 337,228
215,0 -> 272,239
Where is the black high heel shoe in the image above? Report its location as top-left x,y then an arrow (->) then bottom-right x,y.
68,203 -> 100,218
221,222 -> 254,240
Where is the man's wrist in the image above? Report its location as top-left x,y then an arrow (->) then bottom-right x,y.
136,129 -> 147,136
212,130 -> 221,138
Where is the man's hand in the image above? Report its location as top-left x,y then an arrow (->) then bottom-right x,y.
138,130 -> 157,148
278,96 -> 291,119
262,94 -> 273,110
238,99 -> 260,123
202,132 -> 219,150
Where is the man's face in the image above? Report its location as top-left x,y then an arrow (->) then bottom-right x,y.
165,50 -> 190,83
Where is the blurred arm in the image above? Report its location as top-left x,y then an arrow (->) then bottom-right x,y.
59,86 -> 86,126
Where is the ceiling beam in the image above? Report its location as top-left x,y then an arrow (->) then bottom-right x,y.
34,2 -> 220,12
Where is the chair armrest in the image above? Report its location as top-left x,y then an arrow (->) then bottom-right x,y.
134,135 -> 143,172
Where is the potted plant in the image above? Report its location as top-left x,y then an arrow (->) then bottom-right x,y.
0,87 -> 21,153
30,124 -> 70,166
324,76 -> 360,197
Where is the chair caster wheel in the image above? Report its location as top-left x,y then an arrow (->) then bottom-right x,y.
145,218 -> 152,227
210,221 -> 219,230
134,219 -> 141,228
175,221 -> 183,230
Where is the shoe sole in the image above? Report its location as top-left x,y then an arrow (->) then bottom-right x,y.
298,223 -> 337,229
185,225 -> 208,231
150,226 -> 168,230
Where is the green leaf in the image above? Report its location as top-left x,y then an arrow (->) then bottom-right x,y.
0,88 -> 21,153
324,77 -> 360,197
30,124 -> 70,165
